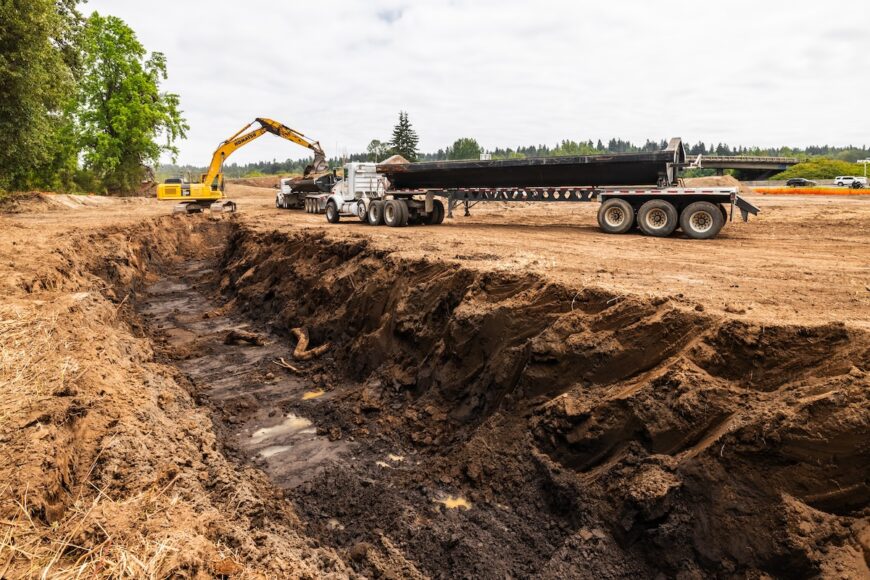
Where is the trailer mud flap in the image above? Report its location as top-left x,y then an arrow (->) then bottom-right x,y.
732,195 -> 760,222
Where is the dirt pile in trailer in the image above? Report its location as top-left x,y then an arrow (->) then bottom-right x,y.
1,214 -> 867,578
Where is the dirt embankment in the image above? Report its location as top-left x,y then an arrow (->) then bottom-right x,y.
2,213 -> 868,578
0,216 -> 351,578
216,227 -> 870,578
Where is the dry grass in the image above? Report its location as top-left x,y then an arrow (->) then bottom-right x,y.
0,301 -> 241,578
0,483 -> 200,579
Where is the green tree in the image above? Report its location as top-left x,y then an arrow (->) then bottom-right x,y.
366,139 -> 388,162
447,137 -> 482,160
77,13 -> 188,193
772,158 -> 865,180
388,111 -> 419,161
0,0 -> 83,191
552,139 -> 598,156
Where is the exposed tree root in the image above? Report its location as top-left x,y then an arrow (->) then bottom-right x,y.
224,329 -> 266,346
291,327 -> 331,360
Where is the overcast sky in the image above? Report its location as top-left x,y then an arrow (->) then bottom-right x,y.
86,0 -> 869,165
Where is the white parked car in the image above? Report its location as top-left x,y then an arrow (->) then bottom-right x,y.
834,176 -> 867,188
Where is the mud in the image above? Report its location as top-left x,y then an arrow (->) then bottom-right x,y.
2,208 -> 868,578
205,225 -> 869,579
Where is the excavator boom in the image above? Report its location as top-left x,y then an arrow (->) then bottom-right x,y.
255,118 -> 328,175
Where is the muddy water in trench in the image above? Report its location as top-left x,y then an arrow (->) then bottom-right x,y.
138,258 -> 349,488
136,254 -> 569,579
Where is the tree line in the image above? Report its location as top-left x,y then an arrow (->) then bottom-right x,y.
0,1 -> 186,194
185,110 -> 869,179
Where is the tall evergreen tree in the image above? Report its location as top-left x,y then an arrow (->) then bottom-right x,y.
389,111 -> 419,161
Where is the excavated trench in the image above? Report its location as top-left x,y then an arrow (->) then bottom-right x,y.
123,217 -> 869,578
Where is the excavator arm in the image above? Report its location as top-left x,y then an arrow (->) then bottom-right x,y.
255,118 -> 328,175
201,118 -> 328,192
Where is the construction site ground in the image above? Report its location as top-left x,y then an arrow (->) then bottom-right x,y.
1,185 -> 868,578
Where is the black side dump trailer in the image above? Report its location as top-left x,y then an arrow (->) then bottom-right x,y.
375,138 -> 759,239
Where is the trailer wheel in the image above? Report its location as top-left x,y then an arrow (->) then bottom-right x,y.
426,200 -> 445,225
384,199 -> 408,227
680,201 -> 724,239
719,204 -> 729,224
637,200 -> 678,237
367,201 -> 385,225
326,200 -> 340,223
597,198 -> 634,234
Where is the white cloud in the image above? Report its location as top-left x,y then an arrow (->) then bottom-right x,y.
86,0 -> 870,165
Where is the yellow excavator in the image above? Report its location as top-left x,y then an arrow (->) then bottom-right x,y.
157,118 -> 328,213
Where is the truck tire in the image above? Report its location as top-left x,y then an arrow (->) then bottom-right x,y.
367,200 -> 385,225
384,199 -> 408,227
637,199 -> 678,237
397,200 -> 409,226
326,200 -> 340,223
276,196 -> 280,208
680,201 -> 724,239
719,204 -> 729,224
426,200 -> 445,225
597,198 -> 634,234
357,201 -> 368,222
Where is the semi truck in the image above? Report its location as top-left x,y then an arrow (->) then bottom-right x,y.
319,139 -> 759,239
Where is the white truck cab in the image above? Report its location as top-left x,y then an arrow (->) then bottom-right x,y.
325,163 -> 387,222
324,162 -> 445,227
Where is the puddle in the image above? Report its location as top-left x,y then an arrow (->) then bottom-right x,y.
327,518 -> 345,531
250,414 -> 313,444
259,445 -> 292,459
435,496 -> 472,510
137,256 -> 351,491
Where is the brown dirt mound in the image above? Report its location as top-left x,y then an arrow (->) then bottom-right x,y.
0,217 -> 352,578
227,175 -> 295,189
684,174 -> 752,194
216,226 -> 870,578
2,214 -> 867,578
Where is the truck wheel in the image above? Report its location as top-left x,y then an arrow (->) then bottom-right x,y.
367,201 -> 384,225
597,198 -> 634,234
384,200 -> 407,227
326,200 -> 340,223
426,200 -> 445,225
680,201 -> 724,239
637,200 -> 678,237
719,204 -> 729,224
357,201 -> 368,222
275,196 -> 280,208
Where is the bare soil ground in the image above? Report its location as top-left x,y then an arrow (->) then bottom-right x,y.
1,186 -> 868,578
